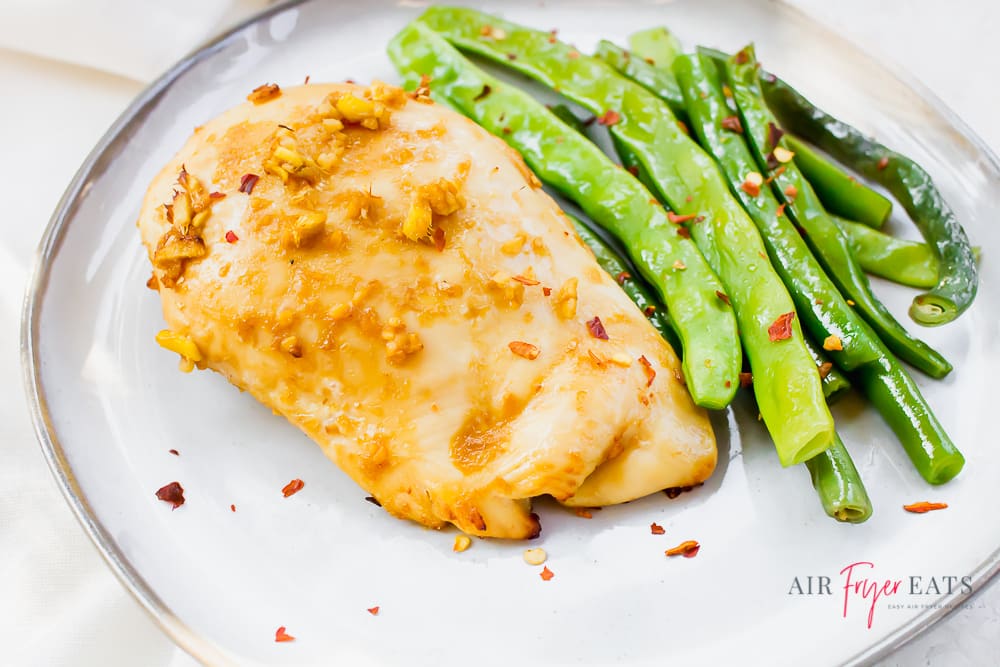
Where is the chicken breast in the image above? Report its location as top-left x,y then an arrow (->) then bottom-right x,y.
138,81 -> 715,538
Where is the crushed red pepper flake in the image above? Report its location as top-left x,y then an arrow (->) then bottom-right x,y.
767,122 -> 785,150
823,335 -> 843,351
615,271 -> 631,284
903,501 -> 948,514
768,311 -> 795,342
739,371 -> 753,388
230,504 -> 236,512
225,230 -> 239,243
586,316 -> 609,340
509,341 -> 540,360
650,522 -> 665,535
776,203 -> 787,218
735,49 -> 750,64
168,449 -> 179,456
665,540 -> 700,558
664,483 -> 701,499
247,83 -> 281,104
542,286 -> 552,296
303,74 -> 311,85
282,478 -> 305,497
724,380 -> 732,388
275,626 -> 295,643
474,84 -> 492,101
677,120 -> 689,135
716,291 -> 731,306
588,349 -> 606,368
367,606 -> 380,616
722,84 -> 733,98
432,226 -> 446,252
643,305 -> 657,317
209,191 -> 226,200
638,355 -> 656,387
597,109 -> 621,126
818,362 -> 834,379
539,566 -> 555,581
506,53 -> 517,61
239,173 -> 259,194
626,165 -> 639,176
548,29 -> 558,44
676,227 -> 691,239
155,482 -> 185,509
575,508 -> 593,519
567,50 -> 580,60
721,115 -> 743,133
364,495 -> 382,507
877,156 -> 890,170
741,179 -> 761,197
667,211 -> 698,224
784,184 -> 798,199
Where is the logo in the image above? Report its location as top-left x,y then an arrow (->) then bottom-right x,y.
787,561 -> 972,628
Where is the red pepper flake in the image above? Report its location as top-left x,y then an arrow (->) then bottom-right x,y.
548,29 -> 558,43
784,184 -> 798,199
230,504 -> 236,512
626,165 -> 639,176
650,522 -> 665,535
768,311 -> 795,342
766,152 -> 780,171
239,173 -> 259,194
575,508 -> 593,519
567,50 -> 580,60
588,349 -> 606,368
275,626 -> 295,643
721,115 -> 743,133
248,83 -> 281,104
509,341 -> 540,360
664,484 -> 701,499
765,165 -> 787,184
473,84 -> 492,101
225,230 -> 239,243
542,286 -> 552,296
665,540 -> 700,558
722,84 -> 733,98
739,372 -> 753,388
877,156 -> 890,170
581,115 -> 597,127
502,126 -> 512,135
209,191 -> 226,200
303,75 -> 311,85
667,211 -> 698,224
716,290 -> 731,306
767,122 -> 785,150
677,120 -> 689,135
818,362 -> 834,379
512,274 -> 539,286
367,606 -> 380,616
676,227 -> 691,239
735,49 -> 750,64
155,482 -> 185,509
638,355 -> 656,387
587,316 -> 609,340
539,566 -> 555,581
823,335 -> 843,351
506,53 -> 517,61
776,203 -> 787,218
724,379 -> 732,388
597,110 -> 621,126
615,271 -> 631,285
903,501 -> 948,514
432,226 -> 446,252
168,449 -> 179,456
643,305 -> 657,317
282,478 -> 305,497
741,179 -> 761,197
364,495 -> 382,507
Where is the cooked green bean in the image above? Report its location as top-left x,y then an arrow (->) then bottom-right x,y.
758,65 -> 978,326
786,136 -> 892,229
628,27 -> 682,70
804,434 -> 873,523
387,20 -> 736,408
834,215 -> 939,289
593,40 -> 686,117
803,335 -> 851,404
670,47 -> 962,483
419,7 -> 837,465
726,46 -> 951,379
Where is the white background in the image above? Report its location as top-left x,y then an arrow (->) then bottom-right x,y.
0,0 -> 996,665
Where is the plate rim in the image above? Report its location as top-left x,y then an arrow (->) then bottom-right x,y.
19,1 -> 1000,665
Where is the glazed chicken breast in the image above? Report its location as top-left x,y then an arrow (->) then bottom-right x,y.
138,81 -> 716,538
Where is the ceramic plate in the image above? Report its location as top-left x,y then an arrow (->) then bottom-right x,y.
22,0 -> 1000,664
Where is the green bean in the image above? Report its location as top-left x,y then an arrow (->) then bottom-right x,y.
834,215 -> 939,289
593,40 -> 686,117
628,27 -> 682,70
419,7 -> 836,465
387,20 -> 737,408
804,434 -> 873,523
785,136 -> 892,229
758,65 -> 978,326
571,216 -> 681,352
671,47 -> 962,483
726,45 -> 952,380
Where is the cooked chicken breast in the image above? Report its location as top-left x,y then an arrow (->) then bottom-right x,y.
138,81 -> 715,538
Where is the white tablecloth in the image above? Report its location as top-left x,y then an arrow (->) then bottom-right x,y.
1,1 -> 997,665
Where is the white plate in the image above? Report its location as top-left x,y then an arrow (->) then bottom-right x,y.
22,0 -> 1000,665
